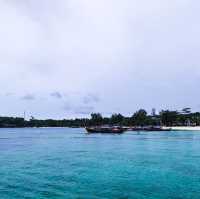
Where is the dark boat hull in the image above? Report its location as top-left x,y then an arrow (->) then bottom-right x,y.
85,127 -> 125,134
128,127 -> 172,131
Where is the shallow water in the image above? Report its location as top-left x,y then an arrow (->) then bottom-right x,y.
0,128 -> 200,199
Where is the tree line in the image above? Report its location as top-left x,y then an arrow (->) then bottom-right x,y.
0,108 -> 200,128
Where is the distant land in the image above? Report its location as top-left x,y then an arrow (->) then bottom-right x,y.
0,108 -> 200,128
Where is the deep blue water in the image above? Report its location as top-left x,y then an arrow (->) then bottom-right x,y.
0,128 -> 200,199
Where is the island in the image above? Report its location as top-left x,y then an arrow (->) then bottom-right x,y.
0,108 -> 200,130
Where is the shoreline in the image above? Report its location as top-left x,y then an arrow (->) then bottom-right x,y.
1,126 -> 200,131
163,126 -> 200,131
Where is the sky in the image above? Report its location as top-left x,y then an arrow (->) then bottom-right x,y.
0,0 -> 200,119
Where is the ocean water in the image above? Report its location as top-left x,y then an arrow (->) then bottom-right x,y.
0,128 -> 200,199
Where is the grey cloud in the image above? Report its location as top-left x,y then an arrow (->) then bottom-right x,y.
21,94 -> 36,101
63,103 -> 72,111
74,106 -> 94,115
50,92 -> 62,99
63,103 -> 94,115
83,94 -> 100,104
5,92 -> 15,96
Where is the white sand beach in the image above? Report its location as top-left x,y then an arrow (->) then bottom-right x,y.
163,126 -> 200,131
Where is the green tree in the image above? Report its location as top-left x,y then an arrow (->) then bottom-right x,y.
160,110 -> 179,126
110,114 -> 124,125
131,109 -> 147,126
90,113 -> 103,126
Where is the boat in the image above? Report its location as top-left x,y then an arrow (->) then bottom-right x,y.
85,126 -> 125,134
85,126 -> 171,134
127,126 -> 172,131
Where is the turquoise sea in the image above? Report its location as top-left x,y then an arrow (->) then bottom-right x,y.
0,128 -> 200,199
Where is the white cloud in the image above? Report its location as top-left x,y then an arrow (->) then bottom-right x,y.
0,0 -> 200,118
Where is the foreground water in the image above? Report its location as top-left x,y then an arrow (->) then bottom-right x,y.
0,128 -> 200,199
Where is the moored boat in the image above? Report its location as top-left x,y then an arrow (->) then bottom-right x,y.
127,126 -> 172,131
85,126 -> 125,134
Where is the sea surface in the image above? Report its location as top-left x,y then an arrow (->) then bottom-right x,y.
0,128 -> 200,199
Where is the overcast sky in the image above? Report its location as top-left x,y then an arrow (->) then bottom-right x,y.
0,0 -> 199,119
